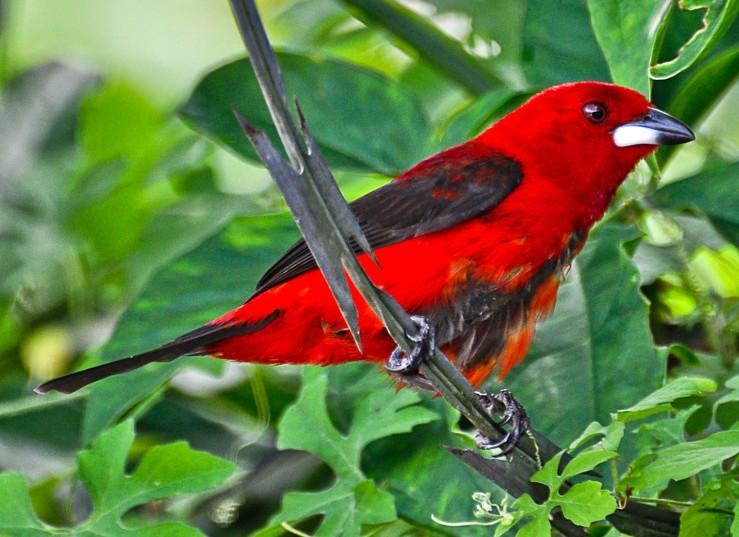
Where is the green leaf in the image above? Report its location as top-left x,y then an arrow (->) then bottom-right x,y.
0,474 -> 48,536
665,44 -> 739,131
79,420 -> 235,534
562,450 -> 618,479
569,421 -> 625,452
715,374 -> 739,428
627,429 -> 739,491
553,481 -> 617,527
588,0 -> 671,94
732,498 -> 739,536
679,479 -> 736,537
651,0 -> 739,79
653,162 -> 739,244
635,405 -> 701,457
530,451 -> 564,490
82,213 -> 300,443
500,223 -> 663,446
516,509 -> 551,537
523,0 -> 610,86
617,376 -> 717,421
256,367 -> 436,536
0,421 -> 235,536
181,53 -> 430,175
79,83 -> 161,165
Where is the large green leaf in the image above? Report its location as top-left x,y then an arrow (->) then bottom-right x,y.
497,224 -> 664,445
254,367 -> 437,536
81,214 -> 300,443
0,420 -> 235,536
523,0 -> 611,86
651,0 -> 739,79
181,53 -> 430,175
588,0 -> 670,95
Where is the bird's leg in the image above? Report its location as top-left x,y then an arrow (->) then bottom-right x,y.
384,315 -> 436,382
473,389 -> 530,455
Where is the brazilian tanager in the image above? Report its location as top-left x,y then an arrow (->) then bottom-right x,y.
37,81 -> 694,395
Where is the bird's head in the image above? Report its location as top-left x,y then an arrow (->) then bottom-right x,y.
477,81 -> 694,223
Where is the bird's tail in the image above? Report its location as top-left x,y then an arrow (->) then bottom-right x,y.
34,311 -> 280,395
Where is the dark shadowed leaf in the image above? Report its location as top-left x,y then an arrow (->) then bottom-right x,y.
254,366 -> 436,536
653,161 -> 739,244
523,0 -> 610,85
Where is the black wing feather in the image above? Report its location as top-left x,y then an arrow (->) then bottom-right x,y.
253,152 -> 522,296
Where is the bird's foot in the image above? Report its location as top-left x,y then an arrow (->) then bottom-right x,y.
384,315 -> 436,375
473,389 -> 530,455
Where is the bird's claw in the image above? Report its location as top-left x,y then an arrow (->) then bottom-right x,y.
385,315 -> 435,374
473,389 -> 530,455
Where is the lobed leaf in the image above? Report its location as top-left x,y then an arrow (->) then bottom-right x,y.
0,421 -> 235,536
0,473 -> 49,536
554,481 -> 617,527
257,367 -> 436,536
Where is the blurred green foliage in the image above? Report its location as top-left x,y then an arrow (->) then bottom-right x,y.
0,0 -> 737,536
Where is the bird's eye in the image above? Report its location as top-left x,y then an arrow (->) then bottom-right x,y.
583,102 -> 607,124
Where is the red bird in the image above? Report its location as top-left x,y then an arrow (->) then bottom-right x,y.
37,82 -> 693,399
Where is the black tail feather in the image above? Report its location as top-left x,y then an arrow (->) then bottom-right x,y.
34,311 -> 279,395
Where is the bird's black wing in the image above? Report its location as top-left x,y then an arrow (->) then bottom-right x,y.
252,151 -> 522,296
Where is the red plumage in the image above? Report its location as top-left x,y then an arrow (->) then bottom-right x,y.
36,82 -> 693,395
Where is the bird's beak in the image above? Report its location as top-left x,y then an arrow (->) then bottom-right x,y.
612,107 -> 695,147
